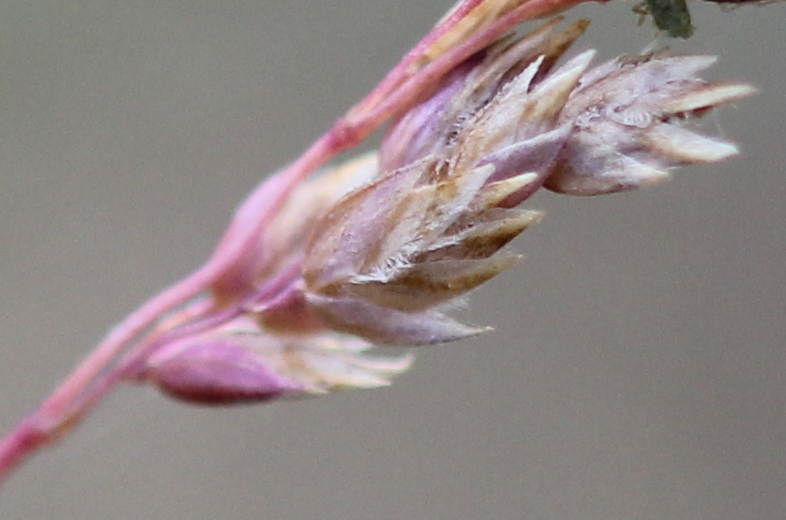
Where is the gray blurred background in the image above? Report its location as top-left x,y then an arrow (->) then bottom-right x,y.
1,1 -> 784,519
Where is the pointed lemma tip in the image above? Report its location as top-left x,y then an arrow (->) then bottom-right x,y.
666,83 -> 758,114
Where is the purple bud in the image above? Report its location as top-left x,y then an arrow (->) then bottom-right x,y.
144,338 -> 302,405
140,320 -> 412,403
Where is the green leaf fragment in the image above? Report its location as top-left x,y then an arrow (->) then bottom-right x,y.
645,0 -> 695,38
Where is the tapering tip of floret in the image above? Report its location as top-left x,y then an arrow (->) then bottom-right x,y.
544,53 -> 756,195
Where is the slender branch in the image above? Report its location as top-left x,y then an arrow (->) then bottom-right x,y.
0,258 -> 302,484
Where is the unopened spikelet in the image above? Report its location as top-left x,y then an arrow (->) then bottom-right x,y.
140,318 -> 413,404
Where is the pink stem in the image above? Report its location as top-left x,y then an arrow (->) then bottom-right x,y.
0,268 -> 216,483
345,0 -> 486,120
0,258 -> 302,484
